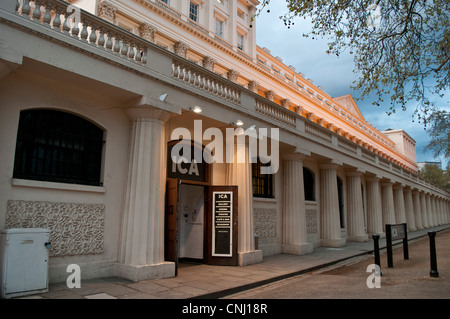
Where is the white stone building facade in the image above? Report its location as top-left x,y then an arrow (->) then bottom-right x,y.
0,0 -> 448,283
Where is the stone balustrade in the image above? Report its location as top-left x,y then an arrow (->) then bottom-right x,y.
255,98 -> 296,128
17,0 -> 148,65
172,58 -> 241,105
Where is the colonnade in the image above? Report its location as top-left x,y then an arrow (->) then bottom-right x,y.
116,113 -> 449,281
281,154 -> 449,251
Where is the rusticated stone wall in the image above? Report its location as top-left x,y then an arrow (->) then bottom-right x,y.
6,200 -> 105,256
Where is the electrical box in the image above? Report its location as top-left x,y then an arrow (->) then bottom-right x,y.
0,228 -> 51,299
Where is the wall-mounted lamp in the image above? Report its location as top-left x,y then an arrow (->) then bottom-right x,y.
189,106 -> 202,113
231,119 -> 244,127
159,93 -> 168,102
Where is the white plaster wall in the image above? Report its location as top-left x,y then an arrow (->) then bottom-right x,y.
0,68 -> 131,282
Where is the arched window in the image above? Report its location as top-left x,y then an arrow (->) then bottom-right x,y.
13,109 -> 104,186
303,167 -> 315,201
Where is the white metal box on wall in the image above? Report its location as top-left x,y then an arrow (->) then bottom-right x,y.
0,228 -> 51,299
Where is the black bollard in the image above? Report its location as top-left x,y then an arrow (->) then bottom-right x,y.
428,231 -> 439,278
372,234 -> 382,276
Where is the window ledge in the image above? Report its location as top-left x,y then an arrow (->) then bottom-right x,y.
253,196 -> 277,203
11,178 -> 106,193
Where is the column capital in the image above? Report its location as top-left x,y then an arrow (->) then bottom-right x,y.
366,174 -> 382,182
283,153 -> 306,162
345,168 -> 365,176
126,106 -> 172,122
380,179 -> 395,187
319,160 -> 342,169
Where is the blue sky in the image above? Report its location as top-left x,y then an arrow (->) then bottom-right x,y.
254,3 -> 449,169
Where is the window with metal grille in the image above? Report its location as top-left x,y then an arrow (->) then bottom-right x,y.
252,160 -> 274,198
13,109 -> 104,186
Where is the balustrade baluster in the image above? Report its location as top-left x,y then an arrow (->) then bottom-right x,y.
70,17 -> 79,37
62,11 -> 71,34
52,8 -> 61,30
141,49 -> 147,64
21,0 -> 30,17
32,1 -> 42,21
80,21 -> 89,41
135,47 -> 142,62
113,36 -> 121,53
105,33 -> 113,51
97,28 -> 106,48
120,40 -> 128,56
128,45 -> 135,60
89,25 -> 97,45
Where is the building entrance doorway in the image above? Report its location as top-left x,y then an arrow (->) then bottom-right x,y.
165,179 -> 238,276
178,183 -> 205,262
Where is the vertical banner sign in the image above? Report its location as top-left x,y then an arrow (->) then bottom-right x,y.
212,191 -> 233,257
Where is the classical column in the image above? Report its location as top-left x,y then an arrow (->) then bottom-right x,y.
226,142 -> 262,266
320,163 -> 346,247
403,188 -> 416,231
282,154 -> 313,254
346,170 -> 368,242
420,192 -> 429,228
412,190 -> 423,229
444,200 -> 448,224
381,181 -> 396,230
116,106 -> 173,282
426,194 -> 434,227
366,177 -> 384,237
440,199 -> 447,225
393,184 -> 406,224
432,196 -> 440,226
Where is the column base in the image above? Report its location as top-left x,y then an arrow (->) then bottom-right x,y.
238,250 -> 263,266
114,262 -> 175,282
282,243 -> 313,255
347,234 -> 369,242
321,238 -> 346,248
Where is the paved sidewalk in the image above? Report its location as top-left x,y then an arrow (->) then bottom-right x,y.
19,225 -> 450,299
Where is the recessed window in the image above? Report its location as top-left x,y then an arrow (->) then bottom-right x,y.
237,34 -> 244,50
252,159 -> 274,198
215,19 -> 223,38
189,2 -> 199,22
13,109 -> 104,186
303,167 -> 315,201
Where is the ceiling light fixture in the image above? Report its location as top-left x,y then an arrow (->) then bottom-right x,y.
231,119 -> 244,127
159,93 -> 168,102
190,106 -> 202,113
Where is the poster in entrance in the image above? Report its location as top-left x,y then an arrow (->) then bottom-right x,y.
212,191 -> 233,257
